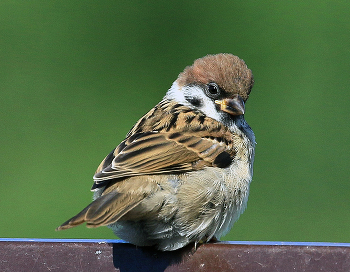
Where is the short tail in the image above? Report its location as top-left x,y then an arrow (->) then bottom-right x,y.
56,190 -> 143,231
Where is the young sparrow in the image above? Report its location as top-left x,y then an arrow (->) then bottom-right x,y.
57,54 -> 255,251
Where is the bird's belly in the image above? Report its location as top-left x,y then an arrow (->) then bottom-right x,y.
108,165 -> 251,251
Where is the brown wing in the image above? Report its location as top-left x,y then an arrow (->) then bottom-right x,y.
92,100 -> 235,189
56,100 -> 236,231
93,131 -> 232,186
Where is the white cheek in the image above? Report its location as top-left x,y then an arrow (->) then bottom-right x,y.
164,81 -> 222,123
164,81 -> 187,104
198,94 -> 222,122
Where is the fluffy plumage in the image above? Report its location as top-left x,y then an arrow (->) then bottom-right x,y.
57,54 -> 255,251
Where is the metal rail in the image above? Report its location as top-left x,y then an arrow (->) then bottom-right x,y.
1,239 -> 349,271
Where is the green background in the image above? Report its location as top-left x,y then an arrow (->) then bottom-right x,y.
1,1 -> 349,243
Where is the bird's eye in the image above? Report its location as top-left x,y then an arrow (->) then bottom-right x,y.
206,83 -> 221,99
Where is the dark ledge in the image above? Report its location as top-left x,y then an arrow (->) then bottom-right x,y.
0,239 -> 349,272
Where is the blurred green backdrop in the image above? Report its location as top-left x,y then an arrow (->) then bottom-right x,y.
1,0 -> 349,243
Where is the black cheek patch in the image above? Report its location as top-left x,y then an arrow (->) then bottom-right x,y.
213,151 -> 232,168
185,96 -> 202,107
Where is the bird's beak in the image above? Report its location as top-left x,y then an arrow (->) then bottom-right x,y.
215,95 -> 245,116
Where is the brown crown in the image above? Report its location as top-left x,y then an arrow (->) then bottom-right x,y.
177,54 -> 254,102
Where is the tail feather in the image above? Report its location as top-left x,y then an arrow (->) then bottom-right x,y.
56,190 -> 144,231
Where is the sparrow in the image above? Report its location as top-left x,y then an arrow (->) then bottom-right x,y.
56,53 -> 255,251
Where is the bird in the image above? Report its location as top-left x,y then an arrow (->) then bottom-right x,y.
56,53 -> 256,251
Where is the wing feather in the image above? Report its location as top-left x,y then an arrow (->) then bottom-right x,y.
92,100 -> 235,189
